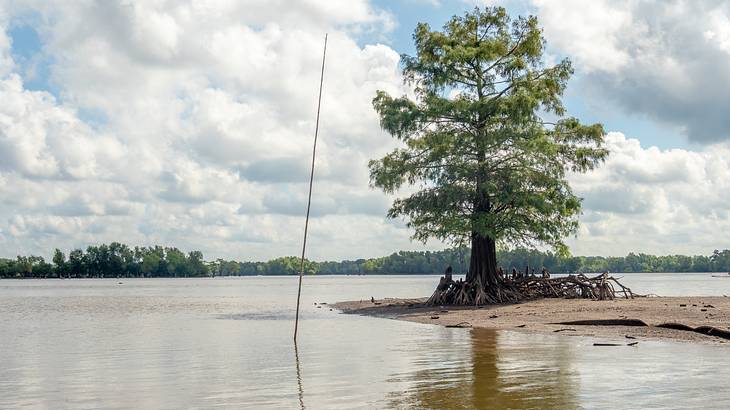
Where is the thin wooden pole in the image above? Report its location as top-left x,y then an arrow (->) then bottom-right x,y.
294,33 -> 327,342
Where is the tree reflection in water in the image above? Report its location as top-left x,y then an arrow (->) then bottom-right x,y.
388,328 -> 580,409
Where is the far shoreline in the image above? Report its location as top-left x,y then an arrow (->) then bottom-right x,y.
332,296 -> 730,345
3,271 -> 728,280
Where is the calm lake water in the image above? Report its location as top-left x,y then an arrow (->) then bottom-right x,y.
1,273 -> 730,409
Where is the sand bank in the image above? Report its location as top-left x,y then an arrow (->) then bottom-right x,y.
332,296 -> 730,344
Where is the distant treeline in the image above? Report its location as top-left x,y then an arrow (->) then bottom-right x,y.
2,243 -> 730,278
0,244 -> 208,279
497,248 -> 730,275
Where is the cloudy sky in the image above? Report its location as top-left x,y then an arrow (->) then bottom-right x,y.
0,0 -> 729,261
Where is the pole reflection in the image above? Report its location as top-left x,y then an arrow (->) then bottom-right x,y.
294,342 -> 305,410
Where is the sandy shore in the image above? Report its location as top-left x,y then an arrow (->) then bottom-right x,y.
332,296 -> 730,344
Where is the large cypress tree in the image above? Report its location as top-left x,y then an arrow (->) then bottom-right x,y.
369,7 -> 608,303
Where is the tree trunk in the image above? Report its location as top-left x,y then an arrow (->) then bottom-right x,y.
467,162 -> 498,288
466,232 -> 498,287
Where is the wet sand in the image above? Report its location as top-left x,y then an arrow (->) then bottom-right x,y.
332,296 -> 730,344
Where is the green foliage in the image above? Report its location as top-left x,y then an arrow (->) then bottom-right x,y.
263,256 -> 317,276
201,247 -> 730,275
1,245 -> 729,278
0,243 -> 210,278
209,256 -> 317,276
52,248 -> 66,278
370,7 -> 607,255
310,248 -> 470,275
498,248 -> 730,274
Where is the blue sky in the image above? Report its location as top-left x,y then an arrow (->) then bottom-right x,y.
7,17 -> 53,91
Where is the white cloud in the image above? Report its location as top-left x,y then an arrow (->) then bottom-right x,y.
533,0 -> 634,73
704,9 -> 730,55
533,0 -> 730,143
0,74 -> 110,179
0,0 -> 422,260
568,132 -> 730,256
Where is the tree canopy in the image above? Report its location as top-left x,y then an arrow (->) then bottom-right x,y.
369,7 -> 609,300
370,7 -> 607,258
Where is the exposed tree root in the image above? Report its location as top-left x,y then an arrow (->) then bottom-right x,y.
427,272 -> 636,306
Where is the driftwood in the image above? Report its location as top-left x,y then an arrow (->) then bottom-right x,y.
656,323 -> 730,340
593,342 -> 639,346
554,319 -> 648,327
445,321 -> 472,328
427,272 -> 636,306
552,319 -> 730,341
655,322 -> 694,332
